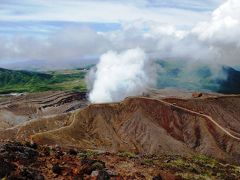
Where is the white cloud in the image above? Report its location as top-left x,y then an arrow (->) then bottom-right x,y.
192,0 -> 240,65
0,0 -> 240,68
194,0 -> 240,42
0,27 -> 110,62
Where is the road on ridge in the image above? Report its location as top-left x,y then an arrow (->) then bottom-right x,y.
138,97 -> 240,141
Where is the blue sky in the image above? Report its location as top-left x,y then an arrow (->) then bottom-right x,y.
0,0 -> 223,36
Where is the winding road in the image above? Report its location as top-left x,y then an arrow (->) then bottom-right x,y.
138,97 -> 240,141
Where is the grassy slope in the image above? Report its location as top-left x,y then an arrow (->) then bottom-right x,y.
0,68 -> 87,94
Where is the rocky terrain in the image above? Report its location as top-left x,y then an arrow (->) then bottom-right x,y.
0,91 -> 88,129
0,90 -> 240,179
0,141 -> 240,180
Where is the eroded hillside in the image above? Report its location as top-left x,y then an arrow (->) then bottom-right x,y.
30,95 -> 240,164
1,91 -> 239,166
0,91 -> 88,129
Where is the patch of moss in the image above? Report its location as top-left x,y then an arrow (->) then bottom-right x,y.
141,158 -> 154,166
117,151 -> 137,158
192,154 -> 218,169
161,158 -> 201,174
78,150 -> 98,158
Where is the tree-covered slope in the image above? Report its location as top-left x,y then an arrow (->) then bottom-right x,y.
156,61 -> 240,94
0,68 -> 87,94
218,66 -> 240,94
0,68 -> 52,86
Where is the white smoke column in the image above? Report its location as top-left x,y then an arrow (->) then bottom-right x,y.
89,48 -> 155,103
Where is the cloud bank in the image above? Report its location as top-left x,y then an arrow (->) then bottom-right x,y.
0,0 -> 239,68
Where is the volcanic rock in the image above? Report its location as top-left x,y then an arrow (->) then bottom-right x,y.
30,95 -> 240,164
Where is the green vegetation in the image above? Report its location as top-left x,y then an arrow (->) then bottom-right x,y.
117,151 -> 137,158
156,60 -> 240,94
0,68 -> 87,94
140,158 -> 154,166
156,154 -> 240,180
156,60 -> 220,92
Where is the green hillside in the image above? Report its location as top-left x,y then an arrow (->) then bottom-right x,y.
0,68 -> 87,94
156,60 -> 240,94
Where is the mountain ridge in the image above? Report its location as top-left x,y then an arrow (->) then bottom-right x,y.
2,94 -> 237,164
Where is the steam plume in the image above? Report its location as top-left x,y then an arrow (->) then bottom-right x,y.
88,48 -> 156,103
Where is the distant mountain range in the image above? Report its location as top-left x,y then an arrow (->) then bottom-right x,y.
0,59 -> 97,72
1,62 -> 240,94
